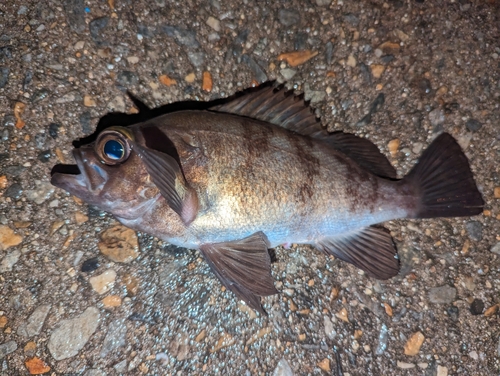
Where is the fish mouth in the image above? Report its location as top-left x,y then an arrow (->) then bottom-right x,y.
50,163 -> 81,176
50,151 -> 90,192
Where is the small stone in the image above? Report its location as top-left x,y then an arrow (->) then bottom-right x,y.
206,16 -> 221,32
89,269 -> 116,294
126,56 -> 139,64
25,181 -> 55,205
304,84 -> 326,104
493,187 -> 500,198
378,41 -> 400,54
102,295 -> 122,308
14,102 -> 26,129
185,73 -> 196,83
24,341 -> 36,356
100,319 -> 127,357
22,305 -> 51,337
428,108 -> 445,129
113,360 -> 127,373
465,221 -> 482,241
0,67 -> 9,88
315,0 -> 332,5
50,221 -> 65,236
84,95 -> 96,107
116,71 -> 139,87
346,54 -> 356,67
465,118 -> 482,132
0,341 -> 17,359
397,361 -> 415,369
37,150 -> 51,163
202,71 -> 213,92
404,331 -> 425,356
81,257 -> 100,273
75,212 -> 89,224
123,274 -> 139,296
89,17 -> 109,46
0,176 -> 6,189
446,306 -> 459,321
48,307 -> 100,360
388,139 -> 400,157
0,226 -> 23,251
187,51 -> 205,67
0,316 -> 7,328
278,9 -> 300,26
317,358 -> 330,372
491,242 -> 500,255
210,333 -> 235,352
63,0 -> 86,34
159,75 -> 177,86
384,303 -> 393,316
31,89 -> 50,104
278,50 -> 319,67
0,250 -> 20,272
429,285 -> 457,304
484,304 -> 499,317
98,225 -> 139,263
241,54 -> 267,83
246,327 -> 272,345
437,365 -> 448,376
48,123 -> 60,139
195,330 -> 206,342
25,357 -> 50,374
280,68 -> 297,80
273,359 -> 293,376
107,96 -> 126,113
336,307 -> 349,322
162,26 -> 200,48
344,13 -> 359,26
370,64 -> 385,79
325,41 -> 334,65
4,183 -> 22,199
85,369 -> 106,376
470,299 -> 484,315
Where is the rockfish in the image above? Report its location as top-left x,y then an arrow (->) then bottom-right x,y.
51,84 -> 484,313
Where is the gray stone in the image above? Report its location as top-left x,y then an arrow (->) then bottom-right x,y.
0,341 -> 17,359
4,165 -> 25,177
280,68 -> 297,80
80,111 -> 93,134
63,0 -> 86,34
304,84 -> 326,104
465,118 -> 482,132
48,307 -> 100,360
429,108 -> 445,128
100,319 -> 127,358
375,323 -> 388,355
344,13 -> 360,27
315,0 -> 332,5
466,221 -> 483,241
429,285 -> 457,304
26,181 -> 55,205
491,242 -> 500,255
325,41 -> 334,65
18,305 -> 51,337
85,370 -> 106,376
2,115 -> 15,127
113,360 -> 127,373
31,88 -> 50,103
0,67 -> 8,88
278,9 -> 300,27
0,250 -> 20,272
116,71 -> 139,87
4,183 -> 23,199
273,358 -> 293,376
187,51 -> 205,67
241,55 -> 267,83
89,17 -> 110,46
162,26 -> 200,48
35,133 -> 47,149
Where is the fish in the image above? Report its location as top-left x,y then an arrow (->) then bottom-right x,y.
51,83 -> 484,313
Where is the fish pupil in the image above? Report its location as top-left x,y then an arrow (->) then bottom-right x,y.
104,139 -> 124,160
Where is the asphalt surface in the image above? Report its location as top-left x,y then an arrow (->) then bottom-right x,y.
0,0 -> 499,375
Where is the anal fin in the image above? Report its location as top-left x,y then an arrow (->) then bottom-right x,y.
199,232 -> 278,314
316,227 -> 399,280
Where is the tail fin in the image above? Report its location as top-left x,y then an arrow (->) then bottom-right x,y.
403,133 -> 484,218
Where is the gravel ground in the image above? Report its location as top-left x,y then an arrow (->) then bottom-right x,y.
1,0 -> 499,375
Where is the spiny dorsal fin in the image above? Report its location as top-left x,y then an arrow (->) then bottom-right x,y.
209,83 -> 322,136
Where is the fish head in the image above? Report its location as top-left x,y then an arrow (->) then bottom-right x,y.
51,126 -> 160,219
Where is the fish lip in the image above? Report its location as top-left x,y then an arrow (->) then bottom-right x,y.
50,150 -> 88,189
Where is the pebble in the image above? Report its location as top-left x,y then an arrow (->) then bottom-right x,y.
162,26 -> 200,48
278,50 -> 318,67
113,360 -> 127,373
17,305 -> 51,337
491,242 -> 500,255
14,102 -> 26,129
202,71 -> 213,92
241,54 -> 267,83
404,331 -> 425,356
0,176 -> 6,189
0,67 -> 8,88
465,221 -> 483,241
336,307 -> 349,322
107,96 -> 126,113
185,73 -> 195,83
378,41 -> 400,54
0,341 -> 17,359
55,92 -> 77,104
48,307 -> 100,360
100,319 -> 127,357
465,118 -> 482,132
48,123 -> 60,139
376,324 -> 389,355
126,56 -> 139,64
428,108 -> 445,129
25,357 -> 51,374
211,333 -> 235,352
437,365 -> 448,376
280,68 -> 296,80
324,315 -> 336,339
89,269 -> 116,294
81,257 -> 100,273
315,0 -> 332,5
35,133 -> 47,149
272,358 -> 293,376
370,64 -> 385,79
102,295 -> 122,308
98,225 -> 139,263
3,115 -> 15,127
397,361 -> 415,369
278,9 -> 300,27
325,41 -> 334,65
159,75 -> 177,86
89,17 -> 109,46
0,225 -> 23,251
79,111 -> 92,134
37,150 -> 51,163
25,181 -> 54,205
0,249 -> 20,272
123,274 -> 139,296
31,89 -> 50,103
4,182 -> 24,199
494,187 -> 500,198
429,285 -> 457,304
414,77 -> 433,95
388,139 -> 400,157
484,304 -> 498,317
206,16 -> 221,32
84,95 -> 96,107
317,358 -> 330,372
187,51 -> 205,67
117,71 -> 139,87
0,316 -> 7,328
75,212 -> 88,224
469,299 -> 484,315
346,54 -> 357,67
304,84 -> 326,104
85,370 -> 106,376
63,0 -> 86,34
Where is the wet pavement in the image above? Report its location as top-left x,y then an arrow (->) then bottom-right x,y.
1,0 -> 499,375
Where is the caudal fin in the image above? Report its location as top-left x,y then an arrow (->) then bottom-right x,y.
403,133 -> 484,218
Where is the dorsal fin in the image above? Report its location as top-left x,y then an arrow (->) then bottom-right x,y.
211,83 -> 397,179
210,83 -> 322,136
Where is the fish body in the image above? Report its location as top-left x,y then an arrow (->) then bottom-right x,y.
51,84 -> 484,313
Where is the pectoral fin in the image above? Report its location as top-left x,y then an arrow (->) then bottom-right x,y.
131,142 -> 198,225
199,232 -> 278,314
317,227 -> 399,280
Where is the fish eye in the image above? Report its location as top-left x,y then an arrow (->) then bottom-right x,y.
103,139 -> 125,160
95,128 -> 132,165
